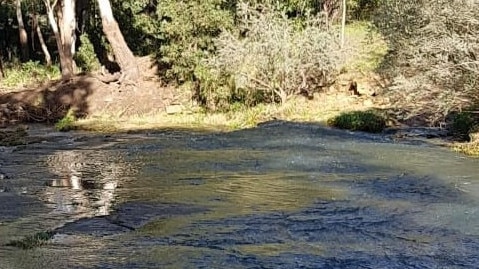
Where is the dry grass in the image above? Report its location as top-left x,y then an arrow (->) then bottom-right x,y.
73,91 -> 378,133
452,141 -> 479,157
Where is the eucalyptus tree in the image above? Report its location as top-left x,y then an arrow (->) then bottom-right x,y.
15,0 -> 29,61
31,4 -> 52,66
38,0 -> 138,82
97,0 -> 139,82
43,0 -> 76,80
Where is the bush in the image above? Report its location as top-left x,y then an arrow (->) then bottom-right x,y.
327,110 -> 386,133
156,0 -> 234,83
451,112 -> 477,141
201,2 -> 341,108
6,231 -> 55,249
75,34 -> 101,72
55,109 -> 77,132
374,0 -> 479,125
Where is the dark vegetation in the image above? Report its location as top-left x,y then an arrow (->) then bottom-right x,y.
6,230 -> 55,249
327,110 -> 386,133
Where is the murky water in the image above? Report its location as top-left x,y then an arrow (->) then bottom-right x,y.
1,122 -> 478,268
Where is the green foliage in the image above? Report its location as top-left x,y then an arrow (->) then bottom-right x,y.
201,2 -> 340,108
452,112 -> 477,141
341,21 -> 387,73
327,110 -> 386,133
55,109 -> 77,132
6,231 -> 55,249
110,0 -> 161,55
241,0 -> 321,15
348,0 -> 380,20
194,63 -> 235,110
156,0 -> 234,83
0,61 -> 60,88
75,34 -> 101,72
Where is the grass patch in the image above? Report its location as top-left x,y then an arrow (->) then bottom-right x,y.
6,231 -> 55,249
452,142 -> 479,157
342,21 -> 388,73
71,91 -> 378,133
55,109 -> 77,132
0,61 -> 60,89
72,98 -> 356,132
327,110 -> 386,133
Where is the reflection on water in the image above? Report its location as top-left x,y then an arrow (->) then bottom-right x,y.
40,149 -> 138,218
0,122 -> 479,268
41,151 -> 112,217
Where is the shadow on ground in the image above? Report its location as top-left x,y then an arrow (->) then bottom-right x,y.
0,76 -> 96,126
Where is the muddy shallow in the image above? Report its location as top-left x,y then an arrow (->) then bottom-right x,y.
0,121 -> 478,268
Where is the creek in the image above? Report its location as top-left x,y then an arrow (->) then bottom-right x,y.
0,121 -> 478,268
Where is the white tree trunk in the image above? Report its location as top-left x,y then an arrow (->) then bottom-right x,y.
62,0 -> 76,56
341,0 -> 346,49
43,0 -> 75,80
97,0 -> 114,22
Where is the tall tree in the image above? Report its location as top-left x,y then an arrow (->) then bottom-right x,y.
15,0 -> 29,61
32,11 -> 52,65
0,52 -> 4,78
340,0 -> 346,48
43,0 -> 76,80
97,0 -> 139,82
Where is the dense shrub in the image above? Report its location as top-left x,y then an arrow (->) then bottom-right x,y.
374,0 -> 479,125
327,110 -> 386,133
75,34 -> 101,72
200,2 -> 341,108
156,0 -> 234,83
451,112 -> 477,141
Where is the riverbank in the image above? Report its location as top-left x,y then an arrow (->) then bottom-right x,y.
0,22 -> 477,157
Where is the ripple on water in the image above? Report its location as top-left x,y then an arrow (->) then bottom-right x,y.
1,123 -> 479,268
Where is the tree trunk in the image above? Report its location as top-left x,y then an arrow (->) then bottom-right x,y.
97,0 -> 139,82
0,53 -> 4,78
15,0 -> 29,61
323,0 -> 340,24
340,0 -> 346,49
60,0 -> 77,72
32,12 -> 52,66
76,0 -> 91,34
43,0 -> 75,80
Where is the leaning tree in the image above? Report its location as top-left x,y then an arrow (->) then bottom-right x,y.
96,0 -> 139,83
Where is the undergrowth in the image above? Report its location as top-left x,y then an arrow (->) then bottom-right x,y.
55,109 -> 77,132
6,231 -> 55,249
0,61 -> 60,89
327,110 -> 386,133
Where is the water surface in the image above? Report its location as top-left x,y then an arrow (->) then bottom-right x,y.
0,122 -> 478,268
